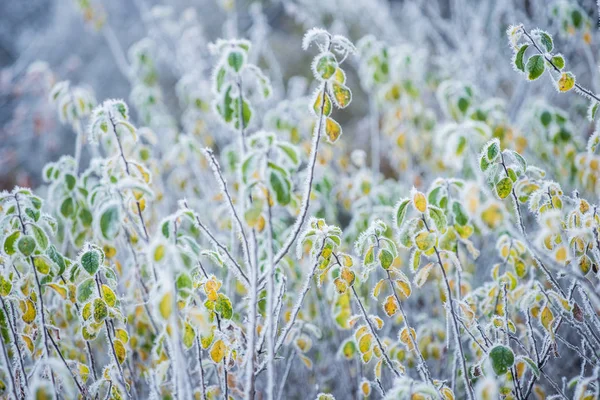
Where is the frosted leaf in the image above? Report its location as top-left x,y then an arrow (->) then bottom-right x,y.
302,28 -> 330,51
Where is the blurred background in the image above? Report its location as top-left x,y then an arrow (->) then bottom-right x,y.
0,0 -> 597,187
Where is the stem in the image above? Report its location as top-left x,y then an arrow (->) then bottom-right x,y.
197,263 -> 229,400
386,271 -> 435,385
265,199 -> 275,400
108,113 -> 151,247
47,329 -> 90,398
0,296 -> 28,393
184,201 -> 249,285
0,323 -> 19,400
195,336 -> 207,400
203,148 -> 253,275
350,286 -> 401,378
276,350 -> 295,400
422,215 -> 474,399
95,275 -> 131,399
14,194 -> 57,398
272,82 -> 328,267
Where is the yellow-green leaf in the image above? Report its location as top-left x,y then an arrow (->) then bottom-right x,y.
557,71 -> 575,92
159,291 -> 173,320
325,117 -> 342,143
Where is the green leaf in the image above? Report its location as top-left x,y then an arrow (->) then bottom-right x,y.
65,174 -> 76,191
0,276 -> 12,297
378,249 -> 394,270
277,143 -> 300,167
99,204 -> 120,240
514,44 -> 529,72
452,202 -> 468,226
235,98 -> 252,130
81,250 -> 100,276
510,150 -> 527,173
496,177 -> 513,199
227,50 -> 245,72
551,54 -> 565,70
520,356 -> 540,378
176,273 -> 193,299
77,278 -> 96,303
215,293 -> 233,319
457,97 -> 469,113
269,169 -> 291,205
395,199 -> 410,228
17,236 -> 36,257
79,208 -> 93,228
215,67 -> 226,92
526,55 -> 545,81
31,225 -> 49,250
60,197 -> 75,218
315,53 -> 337,80
46,245 -> 66,276
3,231 -> 20,255
539,32 -> 553,52
428,206 -> 447,231
486,140 -> 500,162
489,345 -> 515,375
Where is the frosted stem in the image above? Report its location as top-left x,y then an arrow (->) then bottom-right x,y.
272,82 -> 328,267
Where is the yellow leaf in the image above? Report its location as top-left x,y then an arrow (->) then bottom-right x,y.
101,284 -> 117,307
19,299 -> 36,324
372,279 -> 385,298
540,306 -> 554,331
557,72 -> 575,92
333,278 -> 348,294
383,295 -> 399,317
46,283 -> 67,300
159,292 -> 173,320
399,327 -> 417,351
21,335 -> 34,354
201,329 -> 214,349
394,276 -> 412,299
115,328 -> 129,344
414,262 -> 435,288
210,339 -> 227,363
299,354 -> 313,369
441,386 -> 455,400
114,339 -> 127,364
340,267 -> 355,286
78,363 -> 90,383
360,380 -> 371,397
415,231 -> 436,251
154,244 -> 166,262
358,333 -> 373,354
375,359 -> 383,379
325,117 -> 342,143
412,190 -> 427,213
82,302 -> 92,321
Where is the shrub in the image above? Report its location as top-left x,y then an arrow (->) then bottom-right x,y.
1,2 -> 600,399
